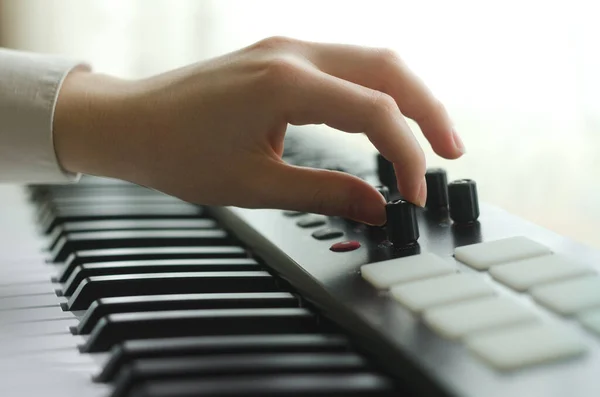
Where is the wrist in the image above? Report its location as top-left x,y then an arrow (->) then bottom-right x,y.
53,67 -> 138,179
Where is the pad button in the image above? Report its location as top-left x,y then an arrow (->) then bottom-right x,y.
531,276 -> 600,315
466,322 -> 586,371
423,296 -> 537,340
390,273 -> 495,313
360,253 -> 455,290
454,236 -> 551,270
489,254 -> 593,292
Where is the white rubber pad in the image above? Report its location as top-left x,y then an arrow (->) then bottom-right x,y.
578,308 -> 600,337
360,253 -> 455,290
531,276 -> 600,315
454,236 -> 551,270
389,273 -> 495,313
489,254 -> 594,292
423,296 -> 537,340
466,322 -> 586,370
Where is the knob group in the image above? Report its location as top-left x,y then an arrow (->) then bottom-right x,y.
385,199 -> 419,245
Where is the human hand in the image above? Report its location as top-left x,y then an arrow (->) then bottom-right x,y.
54,36 -> 464,226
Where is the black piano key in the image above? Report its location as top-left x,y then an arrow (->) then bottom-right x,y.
51,230 -> 230,262
29,185 -> 152,203
81,308 -> 317,352
55,246 -> 247,283
40,204 -> 204,234
111,353 -> 370,397
65,271 -> 278,310
96,334 -> 350,383
61,258 -> 260,296
49,194 -> 182,206
75,292 -> 299,335
48,219 -> 217,250
36,195 -> 185,222
127,373 -> 397,397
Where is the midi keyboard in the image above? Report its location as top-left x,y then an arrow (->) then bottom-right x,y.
1,126 -> 599,397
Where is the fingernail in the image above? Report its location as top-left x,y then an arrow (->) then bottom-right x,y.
452,128 -> 466,154
417,178 -> 427,207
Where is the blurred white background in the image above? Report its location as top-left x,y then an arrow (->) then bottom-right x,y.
1,0 -> 599,248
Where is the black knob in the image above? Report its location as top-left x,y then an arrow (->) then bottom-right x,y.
374,185 -> 390,202
448,179 -> 480,223
385,199 -> 419,245
425,168 -> 449,210
376,154 -> 398,193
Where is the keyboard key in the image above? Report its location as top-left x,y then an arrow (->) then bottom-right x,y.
40,203 -> 203,234
126,373 -> 397,397
66,271 -> 279,310
361,253 -> 455,290
423,296 -> 537,339
577,308 -> 600,337
75,292 -> 298,335
96,334 -> 350,382
61,258 -> 260,296
489,254 -> 594,292
112,353 -> 369,397
455,236 -> 551,270
531,276 -> 600,315
390,273 -> 495,313
48,219 -> 217,250
51,230 -> 230,262
56,246 -> 247,282
466,322 -> 586,370
81,308 -> 317,352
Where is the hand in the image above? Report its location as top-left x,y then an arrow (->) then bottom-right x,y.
54,36 -> 464,226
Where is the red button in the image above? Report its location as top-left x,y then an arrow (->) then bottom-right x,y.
330,240 -> 361,252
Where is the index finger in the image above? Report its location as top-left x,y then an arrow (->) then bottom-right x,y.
299,41 -> 465,159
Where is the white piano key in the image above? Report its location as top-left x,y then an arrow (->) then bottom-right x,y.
360,253 -> 455,289
578,308 -> 600,337
2,318 -> 80,336
390,273 -> 495,313
0,333 -> 85,354
489,254 -> 594,292
454,236 -> 552,270
466,322 -> 586,370
423,296 -> 538,339
0,282 -> 58,297
531,276 -> 600,315
0,293 -> 67,310
0,305 -> 72,323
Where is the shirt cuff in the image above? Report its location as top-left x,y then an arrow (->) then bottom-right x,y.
0,48 -> 89,184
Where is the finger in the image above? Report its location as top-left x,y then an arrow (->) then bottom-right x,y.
280,66 -> 426,205
299,41 -> 465,158
249,158 -> 387,225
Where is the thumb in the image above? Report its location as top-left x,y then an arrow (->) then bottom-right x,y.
252,161 -> 387,225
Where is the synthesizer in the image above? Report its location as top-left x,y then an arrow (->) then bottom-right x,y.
1,126 -> 599,397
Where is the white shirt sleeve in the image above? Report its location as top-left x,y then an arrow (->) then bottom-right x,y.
0,48 -> 88,184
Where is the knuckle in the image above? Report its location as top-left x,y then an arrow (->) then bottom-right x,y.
414,97 -> 446,124
374,47 -> 404,70
261,55 -> 304,88
253,35 -> 297,51
369,91 -> 398,118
